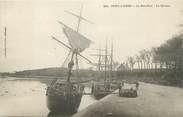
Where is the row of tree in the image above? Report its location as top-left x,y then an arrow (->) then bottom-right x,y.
124,34 -> 183,74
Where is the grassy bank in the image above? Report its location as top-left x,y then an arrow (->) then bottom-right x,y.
1,67 -> 182,88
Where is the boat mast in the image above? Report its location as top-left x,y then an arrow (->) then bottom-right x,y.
104,39 -> 107,82
76,6 -> 83,32
98,46 -> 101,71
4,27 -> 7,58
60,6 -> 93,82
67,51 -> 75,82
75,6 -> 83,79
109,40 -> 113,81
65,6 -> 91,80
52,36 -> 92,83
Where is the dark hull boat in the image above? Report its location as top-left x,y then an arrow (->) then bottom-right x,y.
46,8 -> 92,114
46,81 -> 83,114
91,82 -> 112,99
91,39 -> 115,100
93,91 -> 110,100
47,94 -> 82,113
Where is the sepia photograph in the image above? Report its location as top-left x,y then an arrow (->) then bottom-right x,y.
0,0 -> 183,117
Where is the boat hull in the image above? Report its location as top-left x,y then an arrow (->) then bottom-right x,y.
46,93 -> 82,114
92,82 -> 112,100
93,92 -> 109,100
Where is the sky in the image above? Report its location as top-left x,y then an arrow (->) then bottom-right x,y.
0,0 -> 183,72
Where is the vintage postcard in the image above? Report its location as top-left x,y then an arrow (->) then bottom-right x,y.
0,0 -> 183,117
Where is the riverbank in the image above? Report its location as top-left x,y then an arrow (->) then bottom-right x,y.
73,82 -> 183,117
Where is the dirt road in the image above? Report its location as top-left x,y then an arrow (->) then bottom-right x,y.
73,82 -> 183,117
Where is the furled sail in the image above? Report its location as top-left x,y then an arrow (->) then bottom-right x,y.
62,24 -> 92,52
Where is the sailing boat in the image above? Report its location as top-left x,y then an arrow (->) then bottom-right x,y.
46,8 -> 93,114
91,41 -> 114,99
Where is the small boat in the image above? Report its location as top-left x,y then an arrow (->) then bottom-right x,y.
91,81 -> 112,99
91,41 -> 114,99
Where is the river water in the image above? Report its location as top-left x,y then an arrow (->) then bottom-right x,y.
0,77 -> 97,117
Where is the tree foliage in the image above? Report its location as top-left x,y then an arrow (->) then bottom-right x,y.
154,34 -> 183,69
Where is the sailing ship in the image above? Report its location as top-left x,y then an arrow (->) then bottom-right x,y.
91,41 -> 114,99
46,8 -> 93,114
